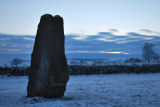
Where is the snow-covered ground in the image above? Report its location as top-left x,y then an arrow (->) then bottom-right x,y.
0,73 -> 160,107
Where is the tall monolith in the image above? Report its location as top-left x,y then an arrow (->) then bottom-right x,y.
27,14 -> 69,98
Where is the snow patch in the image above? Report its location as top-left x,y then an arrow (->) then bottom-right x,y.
0,74 -> 160,106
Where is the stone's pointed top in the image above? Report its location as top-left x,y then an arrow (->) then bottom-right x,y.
53,15 -> 63,26
53,15 -> 62,19
39,14 -> 64,26
42,14 -> 54,18
40,14 -> 54,23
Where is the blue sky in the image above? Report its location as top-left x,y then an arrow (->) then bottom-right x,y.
0,0 -> 160,35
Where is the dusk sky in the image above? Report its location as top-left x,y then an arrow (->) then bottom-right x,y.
0,0 -> 160,35
0,0 -> 160,63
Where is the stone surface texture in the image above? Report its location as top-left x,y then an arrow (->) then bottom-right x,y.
27,14 -> 69,98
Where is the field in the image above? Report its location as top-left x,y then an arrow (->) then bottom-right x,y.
0,73 -> 160,107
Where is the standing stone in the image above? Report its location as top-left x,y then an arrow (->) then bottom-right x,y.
27,14 -> 69,98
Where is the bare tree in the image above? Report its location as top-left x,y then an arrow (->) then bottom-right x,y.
142,43 -> 160,64
11,58 -> 23,67
153,52 -> 160,63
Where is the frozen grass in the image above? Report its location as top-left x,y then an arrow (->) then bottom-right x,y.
0,73 -> 160,107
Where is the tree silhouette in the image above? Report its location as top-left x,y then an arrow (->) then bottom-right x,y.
11,58 -> 23,67
142,43 -> 160,64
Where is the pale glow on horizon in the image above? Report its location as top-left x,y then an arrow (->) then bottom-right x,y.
66,51 -> 129,54
100,51 -> 129,54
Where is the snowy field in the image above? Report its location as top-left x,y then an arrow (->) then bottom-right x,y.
0,73 -> 160,107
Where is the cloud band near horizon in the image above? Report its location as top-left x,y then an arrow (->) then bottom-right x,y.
66,51 -> 129,54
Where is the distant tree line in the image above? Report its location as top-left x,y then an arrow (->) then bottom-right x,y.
0,66 -> 29,76
68,64 -> 160,75
0,64 -> 160,76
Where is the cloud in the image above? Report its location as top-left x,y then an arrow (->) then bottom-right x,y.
98,32 -> 112,35
0,29 -> 160,59
97,38 -> 115,42
7,48 -> 20,52
140,29 -> 160,35
0,34 -> 34,54
1,43 -> 6,47
0,37 -> 10,41
25,44 -> 33,48
23,37 -> 35,41
127,32 -> 155,40
108,28 -> 119,33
